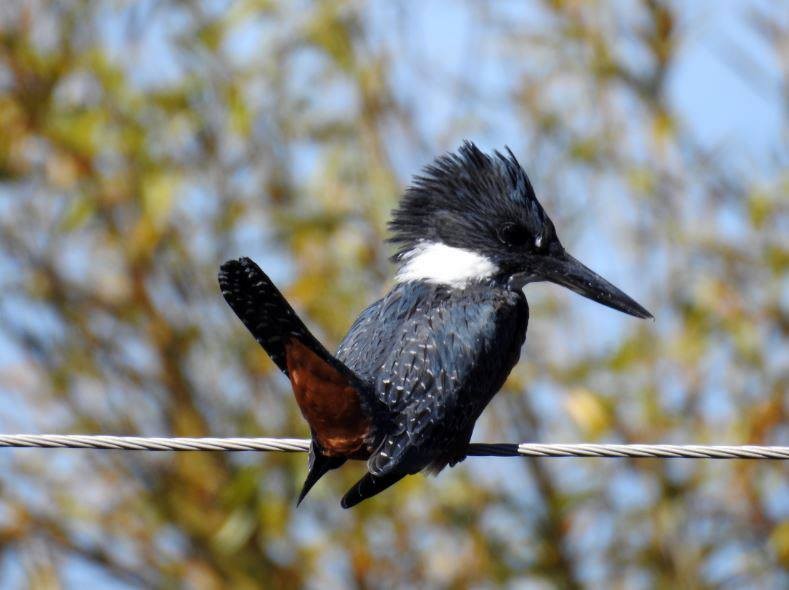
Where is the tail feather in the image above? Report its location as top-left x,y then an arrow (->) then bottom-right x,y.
341,471 -> 409,509
219,256 -> 376,477
218,257 -> 326,375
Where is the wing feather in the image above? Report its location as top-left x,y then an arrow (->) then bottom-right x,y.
337,283 -> 528,477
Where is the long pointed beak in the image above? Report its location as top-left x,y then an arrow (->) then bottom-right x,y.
536,251 -> 653,319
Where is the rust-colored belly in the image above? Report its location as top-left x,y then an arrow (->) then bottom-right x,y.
284,339 -> 371,459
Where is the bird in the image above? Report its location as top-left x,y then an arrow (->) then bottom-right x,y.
218,141 -> 652,509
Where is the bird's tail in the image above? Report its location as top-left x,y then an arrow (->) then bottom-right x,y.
219,257 -> 374,503
218,257 -> 329,377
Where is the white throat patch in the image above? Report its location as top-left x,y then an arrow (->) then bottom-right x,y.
395,242 -> 498,287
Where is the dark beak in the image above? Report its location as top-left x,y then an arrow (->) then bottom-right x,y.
520,250 -> 653,319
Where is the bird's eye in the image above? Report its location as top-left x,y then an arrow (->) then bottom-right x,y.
497,223 -> 531,247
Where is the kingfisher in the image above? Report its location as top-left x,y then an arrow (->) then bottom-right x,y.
219,142 -> 651,508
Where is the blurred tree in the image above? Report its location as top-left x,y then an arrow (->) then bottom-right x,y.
0,0 -> 786,588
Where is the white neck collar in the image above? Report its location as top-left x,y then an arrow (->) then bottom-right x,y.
394,242 -> 498,288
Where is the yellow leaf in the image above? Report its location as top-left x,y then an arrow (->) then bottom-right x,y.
769,521 -> 789,567
142,171 -> 179,226
564,388 -> 611,437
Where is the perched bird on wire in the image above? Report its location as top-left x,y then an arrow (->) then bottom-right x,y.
218,142 -> 651,508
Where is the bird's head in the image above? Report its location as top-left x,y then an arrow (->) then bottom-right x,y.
389,141 -> 652,319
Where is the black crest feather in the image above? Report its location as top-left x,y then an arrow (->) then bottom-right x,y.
388,141 -> 547,261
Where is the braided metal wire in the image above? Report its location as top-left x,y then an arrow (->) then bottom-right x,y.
0,435 -> 786,459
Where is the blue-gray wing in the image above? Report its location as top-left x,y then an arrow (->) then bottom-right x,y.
337,283 -> 528,477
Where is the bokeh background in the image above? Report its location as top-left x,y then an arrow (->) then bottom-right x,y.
0,1 -> 787,588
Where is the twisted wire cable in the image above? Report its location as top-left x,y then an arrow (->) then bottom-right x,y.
0,434 -> 786,459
